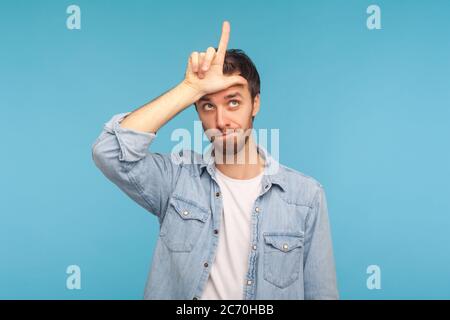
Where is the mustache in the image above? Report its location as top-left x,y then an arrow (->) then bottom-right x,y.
206,128 -> 239,141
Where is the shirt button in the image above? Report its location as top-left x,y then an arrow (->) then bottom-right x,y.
214,229 -> 219,235
215,192 -> 220,198
247,280 -> 252,285
252,245 -> 257,250
283,243 -> 289,251
182,210 -> 189,216
255,207 -> 260,213
204,262 -> 209,268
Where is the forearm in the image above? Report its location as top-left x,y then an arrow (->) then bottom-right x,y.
120,80 -> 202,133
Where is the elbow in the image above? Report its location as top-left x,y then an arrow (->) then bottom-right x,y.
91,137 -> 112,174
91,142 -> 105,171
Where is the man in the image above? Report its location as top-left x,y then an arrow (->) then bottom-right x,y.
92,21 -> 338,300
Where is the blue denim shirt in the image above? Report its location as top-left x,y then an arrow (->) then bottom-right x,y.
92,112 -> 339,300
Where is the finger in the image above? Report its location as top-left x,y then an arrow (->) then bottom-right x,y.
190,51 -> 199,73
215,20 -> 230,66
198,52 -> 206,78
187,54 -> 193,74
202,47 -> 216,72
223,74 -> 247,88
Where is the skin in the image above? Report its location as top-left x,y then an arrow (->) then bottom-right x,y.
120,21 -> 265,180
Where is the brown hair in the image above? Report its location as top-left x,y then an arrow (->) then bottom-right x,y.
222,48 -> 260,102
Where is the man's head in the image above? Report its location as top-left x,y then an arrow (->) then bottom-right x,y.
194,49 -> 261,157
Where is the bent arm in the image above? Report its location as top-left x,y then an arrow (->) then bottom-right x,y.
92,113 -> 182,222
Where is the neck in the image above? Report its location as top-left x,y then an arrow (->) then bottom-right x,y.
214,136 -> 265,180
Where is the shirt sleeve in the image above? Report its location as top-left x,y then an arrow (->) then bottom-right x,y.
303,186 -> 339,299
91,112 -> 181,223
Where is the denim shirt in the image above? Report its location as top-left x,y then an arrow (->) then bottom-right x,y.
91,112 -> 339,300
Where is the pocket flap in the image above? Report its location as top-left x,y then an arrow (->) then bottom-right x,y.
169,195 -> 210,222
263,232 -> 304,252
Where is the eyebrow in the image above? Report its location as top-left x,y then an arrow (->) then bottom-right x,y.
224,92 -> 243,99
198,92 -> 243,103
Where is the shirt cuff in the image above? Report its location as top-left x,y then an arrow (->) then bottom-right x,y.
104,112 -> 157,162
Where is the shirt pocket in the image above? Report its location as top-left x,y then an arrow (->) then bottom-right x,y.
263,231 -> 304,289
159,195 -> 210,252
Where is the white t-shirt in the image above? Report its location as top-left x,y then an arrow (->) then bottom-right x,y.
200,166 -> 264,300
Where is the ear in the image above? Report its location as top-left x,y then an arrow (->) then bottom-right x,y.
251,93 -> 260,117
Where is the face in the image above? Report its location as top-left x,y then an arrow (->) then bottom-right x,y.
195,76 -> 260,160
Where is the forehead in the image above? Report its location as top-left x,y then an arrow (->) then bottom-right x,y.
199,82 -> 249,102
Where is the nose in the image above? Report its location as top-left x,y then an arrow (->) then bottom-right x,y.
215,106 -> 231,131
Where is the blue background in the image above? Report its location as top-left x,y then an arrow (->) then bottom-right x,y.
1,0 -> 449,299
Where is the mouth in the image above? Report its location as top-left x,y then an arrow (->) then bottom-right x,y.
210,130 -> 238,142
216,130 -> 237,139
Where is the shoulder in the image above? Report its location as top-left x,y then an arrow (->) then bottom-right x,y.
277,163 -> 325,208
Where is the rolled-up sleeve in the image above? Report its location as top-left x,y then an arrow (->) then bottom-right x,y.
91,112 -> 181,222
303,186 -> 339,299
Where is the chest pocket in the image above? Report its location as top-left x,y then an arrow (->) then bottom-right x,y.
160,195 -> 210,252
263,231 -> 304,289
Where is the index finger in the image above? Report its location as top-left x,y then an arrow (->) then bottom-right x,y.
215,20 -> 230,65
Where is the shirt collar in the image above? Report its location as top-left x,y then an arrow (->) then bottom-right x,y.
199,143 -> 287,192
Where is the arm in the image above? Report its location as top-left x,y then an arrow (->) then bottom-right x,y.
91,113 -> 178,221
119,81 -> 202,134
92,21 -> 245,221
303,186 -> 339,299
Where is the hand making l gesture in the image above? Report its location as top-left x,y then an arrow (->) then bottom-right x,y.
183,21 -> 247,96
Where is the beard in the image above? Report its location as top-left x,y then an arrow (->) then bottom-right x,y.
209,128 -> 252,165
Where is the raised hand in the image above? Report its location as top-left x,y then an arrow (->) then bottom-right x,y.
183,21 -> 247,96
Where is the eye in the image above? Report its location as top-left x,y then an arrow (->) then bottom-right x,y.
229,100 -> 240,108
202,103 -> 215,111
